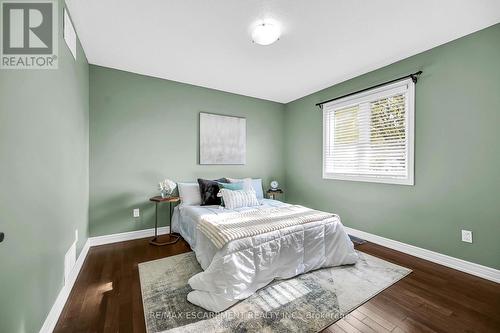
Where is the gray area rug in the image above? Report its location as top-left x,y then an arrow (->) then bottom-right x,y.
139,251 -> 411,333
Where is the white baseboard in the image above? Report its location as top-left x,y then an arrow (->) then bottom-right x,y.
344,226 -> 500,283
89,226 -> 170,246
39,226 -> 170,333
39,239 -> 90,333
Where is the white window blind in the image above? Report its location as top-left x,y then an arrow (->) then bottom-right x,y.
323,78 -> 414,185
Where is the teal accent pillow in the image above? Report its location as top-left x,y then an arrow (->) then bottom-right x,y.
218,182 -> 244,191
217,182 -> 244,206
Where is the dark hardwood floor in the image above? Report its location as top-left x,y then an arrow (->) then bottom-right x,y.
54,236 -> 500,333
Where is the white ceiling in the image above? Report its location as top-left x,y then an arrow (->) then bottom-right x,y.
66,0 -> 500,103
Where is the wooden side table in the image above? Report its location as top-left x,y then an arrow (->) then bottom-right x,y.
266,188 -> 284,200
149,196 -> 180,246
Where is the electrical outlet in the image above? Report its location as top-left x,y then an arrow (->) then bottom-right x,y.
75,229 -> 79,243
461,230 -> 473,243
133,208 -> 140,218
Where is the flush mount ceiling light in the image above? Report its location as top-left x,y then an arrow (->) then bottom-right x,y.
251,22 -> 281,46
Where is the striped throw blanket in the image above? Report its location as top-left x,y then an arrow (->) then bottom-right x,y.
197,205 -> 335,249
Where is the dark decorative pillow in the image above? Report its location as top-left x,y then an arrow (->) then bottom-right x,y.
197,178 -> 228,206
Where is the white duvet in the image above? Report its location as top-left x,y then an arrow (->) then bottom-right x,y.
171,199 -> 358,312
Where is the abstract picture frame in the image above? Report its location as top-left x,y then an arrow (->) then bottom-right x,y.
199,112 -> 246,165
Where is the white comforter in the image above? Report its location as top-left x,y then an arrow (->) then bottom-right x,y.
171,199 -> 358,312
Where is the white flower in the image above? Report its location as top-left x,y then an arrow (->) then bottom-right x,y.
158,178 -> 177,193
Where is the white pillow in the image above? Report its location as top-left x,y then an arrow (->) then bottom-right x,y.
220,189 -> 260,210
226,177 -> 252,190
177,182 -> 201,206
227,178 -> 264,199
251,179 -> 264,199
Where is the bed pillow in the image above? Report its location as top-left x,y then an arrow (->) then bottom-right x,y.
218,182 -> 244,191
217,182 -> 244,207
177,182 -> 201,206
220,188 -> 260,210
198,178 -> 228,206
227,177 -> 264,199
251,179 -> 264,199
226,177 -> 252,191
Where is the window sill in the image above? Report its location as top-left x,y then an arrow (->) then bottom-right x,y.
322,173 -> 414,186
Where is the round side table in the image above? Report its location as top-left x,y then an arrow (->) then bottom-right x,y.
266,188 -> 284,200
149,196 -> 180,246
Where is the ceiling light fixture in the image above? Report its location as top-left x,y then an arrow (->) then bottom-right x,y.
251,22 -> 281,46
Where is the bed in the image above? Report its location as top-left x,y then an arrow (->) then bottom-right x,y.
171,199 -> 358,312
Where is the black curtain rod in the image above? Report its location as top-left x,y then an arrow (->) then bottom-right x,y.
316,71 -> 422,109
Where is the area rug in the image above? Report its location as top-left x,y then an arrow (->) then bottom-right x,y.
138,251 -> 411,333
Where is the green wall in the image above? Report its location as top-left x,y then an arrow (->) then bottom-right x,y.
0,2 -> 89,332
1,13 -> 498,332
284,24 -> 500,269
89,66 -> 285,237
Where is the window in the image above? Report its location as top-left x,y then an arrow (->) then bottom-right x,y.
323,79 -> 414,185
